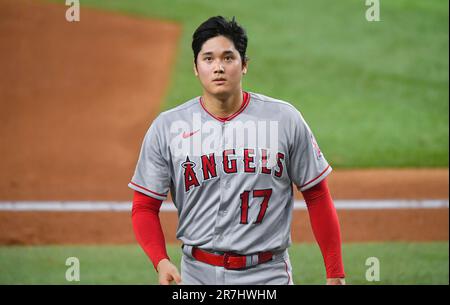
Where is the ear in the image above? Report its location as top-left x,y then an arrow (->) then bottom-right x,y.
193,60 -> 199,77
242,61 -> 248,75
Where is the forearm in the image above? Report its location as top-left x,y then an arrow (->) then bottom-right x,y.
131,191 -> 169,270
302,179 -> 345,279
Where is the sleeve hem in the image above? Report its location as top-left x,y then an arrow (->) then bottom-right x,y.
128,182 -> 167,201
298,165 -> 332,192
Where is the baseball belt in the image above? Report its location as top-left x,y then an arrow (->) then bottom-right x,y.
188,246 -> 274,270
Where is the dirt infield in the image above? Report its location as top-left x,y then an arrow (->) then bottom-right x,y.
0,0 -> 448,245
0,0 -> 181,201
0,208 -> 448,245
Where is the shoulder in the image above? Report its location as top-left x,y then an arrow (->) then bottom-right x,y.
248,92 -> 304,120
159,97 -> 200,116
158,96 -> 200,119
151,96 -> 200,126
141,97 -> 200,142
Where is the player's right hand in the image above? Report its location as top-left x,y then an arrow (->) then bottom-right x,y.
157,258 -> 182,285
326,277 -> 346,285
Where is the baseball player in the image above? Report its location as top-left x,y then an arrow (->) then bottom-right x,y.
129,16 -> 345,285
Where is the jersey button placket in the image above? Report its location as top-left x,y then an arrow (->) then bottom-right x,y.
213,122 -> 227,248
218,122 -> 232,284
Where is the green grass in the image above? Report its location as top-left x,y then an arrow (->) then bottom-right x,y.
0,242 -> 448,284
51,0 -> 448,167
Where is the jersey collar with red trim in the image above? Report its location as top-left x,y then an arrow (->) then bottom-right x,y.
199,91 -> 250,122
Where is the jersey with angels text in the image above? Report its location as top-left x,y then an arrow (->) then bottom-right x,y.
128,91 -> 332,254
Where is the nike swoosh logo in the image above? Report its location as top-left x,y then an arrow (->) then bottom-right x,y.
182,129 -> 200,139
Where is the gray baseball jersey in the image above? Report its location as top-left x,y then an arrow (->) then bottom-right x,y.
128,91 -> 331,255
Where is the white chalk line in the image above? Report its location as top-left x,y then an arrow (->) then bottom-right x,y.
0,200 -> 447,212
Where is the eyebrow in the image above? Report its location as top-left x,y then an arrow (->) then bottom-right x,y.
201,50 -> 235,56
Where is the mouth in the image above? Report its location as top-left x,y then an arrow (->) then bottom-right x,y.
212,78 -> 227,85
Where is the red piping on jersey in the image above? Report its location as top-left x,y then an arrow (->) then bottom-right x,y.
200,91 -> 250,122
284,259 -> 291,284
130,181 -> 166,197
300,165 -> 331,189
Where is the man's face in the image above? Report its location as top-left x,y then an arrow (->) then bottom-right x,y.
194,35 -> 247,97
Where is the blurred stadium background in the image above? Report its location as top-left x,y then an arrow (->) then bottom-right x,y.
0,0 -> 448,284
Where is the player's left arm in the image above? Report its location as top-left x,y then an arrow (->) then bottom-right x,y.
302,177 -> 346,285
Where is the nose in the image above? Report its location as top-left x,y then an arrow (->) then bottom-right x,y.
214,61 -> 225,73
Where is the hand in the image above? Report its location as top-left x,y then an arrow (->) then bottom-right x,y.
157,258 -> 182,285
326,278 -> 346,285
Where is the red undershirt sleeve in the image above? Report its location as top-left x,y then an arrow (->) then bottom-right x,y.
131,190 -> 169,271
301,178 -> 345,278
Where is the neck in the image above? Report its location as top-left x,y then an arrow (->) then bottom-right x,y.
202,89 -> 243,119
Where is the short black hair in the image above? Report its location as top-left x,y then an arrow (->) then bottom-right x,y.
192,16 -> 248,66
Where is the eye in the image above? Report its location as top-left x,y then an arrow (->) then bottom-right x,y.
224,56 -> 233,62
204,57 -> 213,62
